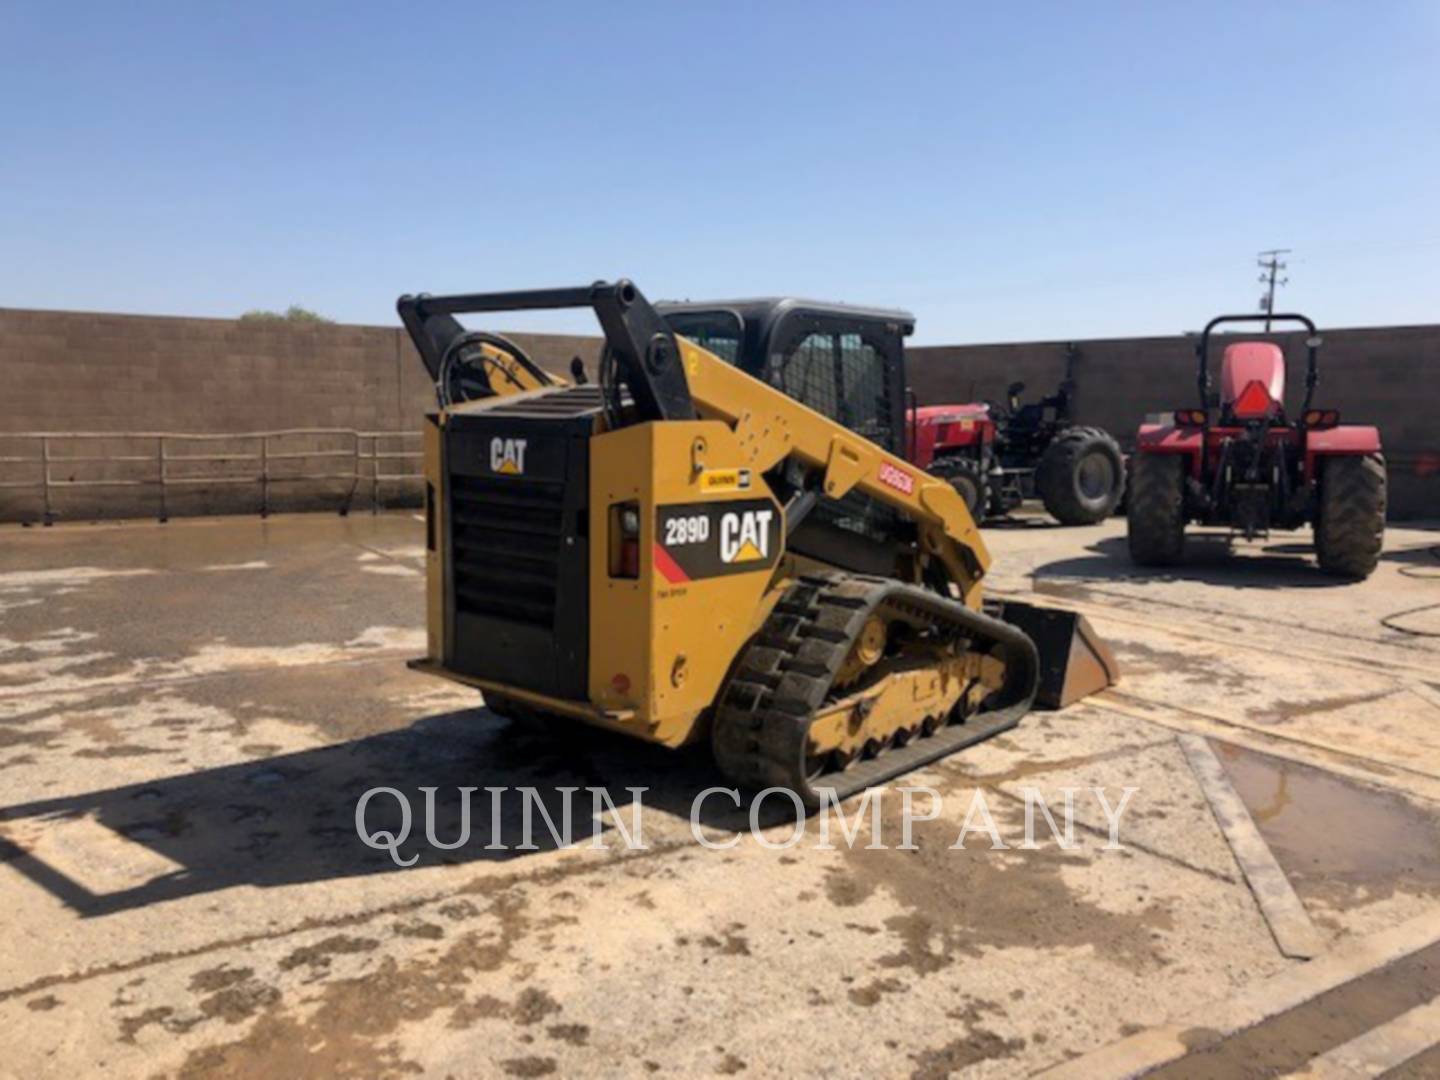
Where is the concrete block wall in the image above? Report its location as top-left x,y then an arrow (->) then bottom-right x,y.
1,306 -> 1435,522
907,324 -> 1439,520
0,307 -> 598,523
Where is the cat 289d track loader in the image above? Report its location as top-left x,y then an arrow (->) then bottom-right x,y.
400,280 -> 1117,807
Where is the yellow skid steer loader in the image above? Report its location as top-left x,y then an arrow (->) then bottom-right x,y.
399,280 -> 1116,807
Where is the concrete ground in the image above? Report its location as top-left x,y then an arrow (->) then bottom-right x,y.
1,510 -> 1438,1078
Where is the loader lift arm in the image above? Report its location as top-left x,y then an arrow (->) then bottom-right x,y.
679,337 -> 992,603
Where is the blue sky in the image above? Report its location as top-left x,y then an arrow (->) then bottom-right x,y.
2,2 -> 1437,344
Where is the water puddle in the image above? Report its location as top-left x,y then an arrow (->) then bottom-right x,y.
1216,742 -> 1440,909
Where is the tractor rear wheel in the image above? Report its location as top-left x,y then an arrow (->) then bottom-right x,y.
1036,427 -> 1126,525
1127,453 -> 1185,565
1315,453 -> 1386,579
929,454 -> 987,520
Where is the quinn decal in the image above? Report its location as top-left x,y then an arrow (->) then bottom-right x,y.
655,499 -> 783,581
699,468 -> 752,493
490,437 -> 528,475
877,461 -> 915,495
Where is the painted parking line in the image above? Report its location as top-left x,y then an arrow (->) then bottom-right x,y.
1179,732 -> 1326,960
1284,995 -> 1440,1078
1039,909 -> 1440,1079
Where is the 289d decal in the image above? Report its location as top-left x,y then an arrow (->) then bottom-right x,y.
655,499 -> 783,582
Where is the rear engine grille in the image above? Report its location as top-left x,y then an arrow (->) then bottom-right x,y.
449,474 -> 563,627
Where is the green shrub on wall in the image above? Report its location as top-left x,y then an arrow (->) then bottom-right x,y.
238,305 -> 333,324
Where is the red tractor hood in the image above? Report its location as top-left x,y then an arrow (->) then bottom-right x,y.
913,403 -> 991,424
1221,342 -> 1285,412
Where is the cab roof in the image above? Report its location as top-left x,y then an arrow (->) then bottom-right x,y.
655,297 -> 915,336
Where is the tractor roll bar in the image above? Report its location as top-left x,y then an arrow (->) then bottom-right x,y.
1196,313 -> 1321,414
396,280 -> 695,422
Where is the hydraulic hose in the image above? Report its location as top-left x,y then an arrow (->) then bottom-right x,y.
1379,545 -> 1440,638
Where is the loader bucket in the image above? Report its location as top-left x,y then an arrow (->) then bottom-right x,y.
995,600 -> 1119,709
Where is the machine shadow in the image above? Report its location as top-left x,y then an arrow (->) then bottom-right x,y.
1032,535 -> 1355,591
1381,541 -> 1440,567
983,513 -> 1068,531
0,707 -> 754,919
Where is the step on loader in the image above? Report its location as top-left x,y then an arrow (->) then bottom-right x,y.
399,281 -> 1118,807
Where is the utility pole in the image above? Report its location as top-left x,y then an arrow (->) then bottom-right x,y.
1257,249 -> 1290,331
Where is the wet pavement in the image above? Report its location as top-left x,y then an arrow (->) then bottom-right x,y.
1,511 -> 1438,1078
1217,743 -> 1440,918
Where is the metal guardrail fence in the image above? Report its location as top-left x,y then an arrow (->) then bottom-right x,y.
0,429 -> 423,523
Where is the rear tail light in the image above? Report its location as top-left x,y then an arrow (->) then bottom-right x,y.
1172,409 -> 1207,427
1232,380 -> 1275,419
609,501 -> 640,579
1303,409 -> 1340,428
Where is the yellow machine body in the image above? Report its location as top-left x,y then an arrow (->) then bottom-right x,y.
402,280 -> 1117,803
417,336 -> 1006,746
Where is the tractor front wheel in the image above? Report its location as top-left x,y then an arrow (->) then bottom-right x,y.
1127,453 -> 1185,566
1036,427 -> 1127,525
929,454 -> 987,520
1315,453 -> 1386,579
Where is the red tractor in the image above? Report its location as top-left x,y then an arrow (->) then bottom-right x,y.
908,343 -> 1126,525
1127,314 -> 1386,578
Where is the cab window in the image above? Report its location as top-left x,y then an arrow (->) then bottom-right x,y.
664,311 -> 743,365
773,329 -> 894,450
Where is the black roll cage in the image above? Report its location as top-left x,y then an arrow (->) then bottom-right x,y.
1196,313 -> 1322,416
396,280 -> 695,423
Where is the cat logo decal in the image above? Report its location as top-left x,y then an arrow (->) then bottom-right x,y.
720,508 -> 774,563
489,437 -> 528,476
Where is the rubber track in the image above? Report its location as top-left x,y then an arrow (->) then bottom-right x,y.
712,572 -> 1039,808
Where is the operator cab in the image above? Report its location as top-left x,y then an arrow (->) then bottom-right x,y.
656,298 -> 918,575
656,298 -> 914,454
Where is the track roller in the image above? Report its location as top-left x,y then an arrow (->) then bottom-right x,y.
711,572 -> 1040,808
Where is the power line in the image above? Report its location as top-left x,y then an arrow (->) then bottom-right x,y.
1257,248 -> 1290,331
